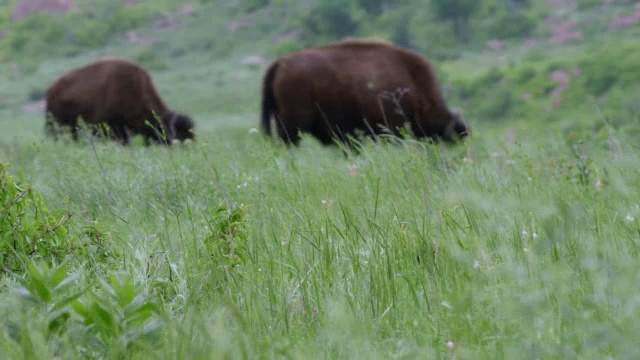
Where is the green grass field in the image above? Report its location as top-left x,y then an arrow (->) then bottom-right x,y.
2,1 -> 640,357
1,103 -> 640,358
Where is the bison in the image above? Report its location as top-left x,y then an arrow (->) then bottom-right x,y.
260,39 -> 469,147
45,57 -> 194,145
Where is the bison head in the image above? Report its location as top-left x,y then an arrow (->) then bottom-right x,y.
441,109 -> 469,143
163,112 -> 195,142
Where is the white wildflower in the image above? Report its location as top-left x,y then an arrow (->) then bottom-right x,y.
595,179 -> 603,190
321,199 -> 334,208
348,163 -> 358,176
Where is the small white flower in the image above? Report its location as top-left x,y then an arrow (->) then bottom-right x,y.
446,341 -> 455,351
473,260 -> 480,269
321,199 -> 334,208
248,127 -> 259,134
595,179 -> 603,190
440,301 -> 452,310
625,214 -> 634,223
521,230 -> 528,240
348,163 -> 358,176
236,182 -> 248,189
532,232 -> 538,239
524,247 -> 529,253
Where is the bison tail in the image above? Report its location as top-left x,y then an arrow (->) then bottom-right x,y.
261,61 -> 279,136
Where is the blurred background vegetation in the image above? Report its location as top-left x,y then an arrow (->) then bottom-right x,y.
2,2 -> 640,357
1,0 -> 640,139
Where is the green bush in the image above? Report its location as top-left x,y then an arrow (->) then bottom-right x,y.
0,163 -> 110,274
578,44 -> 640,96
0,0 -> 150,61
0,163 -> 73,274
482,11 -> 536,39
299,0 -> 360,46
474,0 -> 540,40
448,41 -> 640,127
10,262 -> 162,357
243,0 -> 270,12
431,0 -> 480,41
273,39 -> 304,57
204,204 -> 248,269
72,274 -> 162,353
134,48 -> 168,71
409,6 -> 462,60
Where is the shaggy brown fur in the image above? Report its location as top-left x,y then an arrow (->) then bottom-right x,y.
261,39 -> 468,146
45,57 -> 194,145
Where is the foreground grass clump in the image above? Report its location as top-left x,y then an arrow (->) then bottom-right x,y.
0,162 -> 113,274
0,125 -> 639,358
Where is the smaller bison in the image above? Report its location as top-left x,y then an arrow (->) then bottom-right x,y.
45,57 -> 194,145
261,39 -> 468,146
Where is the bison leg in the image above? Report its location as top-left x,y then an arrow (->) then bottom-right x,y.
110,123 -> 130,145
70,123 -> 80,141
275,117 -> 302,146
44,113 -> 59,141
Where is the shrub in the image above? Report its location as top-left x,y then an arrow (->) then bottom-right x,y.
409,7 -> 462,60
204,204 -> 248,269
10,261 -> 162,356
0,162 -> 110,275
134,48 -> 168,71
0,0 -> 150,61
72,274 -> 162,353
474,0 -> 539,40
0,163 -> 73,274
299,0 -> 360,46
273,39 -> 304,57
243,0 -> 270,12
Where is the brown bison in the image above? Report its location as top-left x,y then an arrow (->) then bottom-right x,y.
45,57 -> 194,145
261,40 -> 468,146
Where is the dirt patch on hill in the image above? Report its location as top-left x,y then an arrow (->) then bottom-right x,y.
12,0 -> 75,21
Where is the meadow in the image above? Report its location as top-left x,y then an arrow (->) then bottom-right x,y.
1,102 -> 640,358
2,1 -> 640,358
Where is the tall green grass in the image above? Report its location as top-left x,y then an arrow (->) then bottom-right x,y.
1,114 -> 639,358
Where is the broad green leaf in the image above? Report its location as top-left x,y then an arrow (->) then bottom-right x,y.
49,262 -> 68,289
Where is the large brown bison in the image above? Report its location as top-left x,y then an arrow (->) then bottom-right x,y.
261,40 -> 469,146
45,57 -> 194,145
